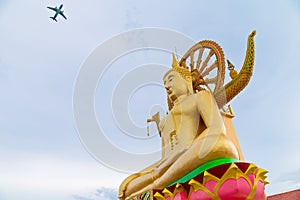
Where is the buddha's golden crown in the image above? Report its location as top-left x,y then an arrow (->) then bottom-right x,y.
172,53 -> 192,83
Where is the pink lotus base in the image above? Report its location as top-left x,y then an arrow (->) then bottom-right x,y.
153,162 -> 268,200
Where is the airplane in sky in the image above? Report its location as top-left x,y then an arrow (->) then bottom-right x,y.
47,4 -> 67,22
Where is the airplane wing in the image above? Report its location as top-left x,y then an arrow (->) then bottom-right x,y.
60,12 -> 67,20
47,6 -> 57,12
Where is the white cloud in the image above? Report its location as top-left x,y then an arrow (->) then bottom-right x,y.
73,187 -> 117,200
0,152 -> 126,200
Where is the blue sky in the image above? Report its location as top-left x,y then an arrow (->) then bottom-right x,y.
1,0 -> 300,199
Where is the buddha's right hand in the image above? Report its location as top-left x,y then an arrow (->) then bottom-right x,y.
151,168 -> 160,181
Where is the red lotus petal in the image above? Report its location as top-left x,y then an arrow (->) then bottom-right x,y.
190,190 -> 213,200
218,177 -> 251,200
252,180 -> 266,200
173,192 -> 188,200
248,174 -> 255,185
204,180 -> 218,193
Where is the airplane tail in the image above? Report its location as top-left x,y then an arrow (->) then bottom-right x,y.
50,17 -> 57,22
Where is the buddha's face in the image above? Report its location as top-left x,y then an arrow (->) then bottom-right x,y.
163,70 -> 189,102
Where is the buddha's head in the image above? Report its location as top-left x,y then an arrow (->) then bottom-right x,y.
163,53 -> 194,108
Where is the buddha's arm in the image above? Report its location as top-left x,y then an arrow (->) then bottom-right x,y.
194,90 -> 239,159
196,90 -> 226,137
151,148 -> 187,180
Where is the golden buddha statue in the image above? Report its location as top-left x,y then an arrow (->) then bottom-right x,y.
119,31 -> 256,200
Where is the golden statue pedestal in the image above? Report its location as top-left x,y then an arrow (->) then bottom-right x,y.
131,159 -> 268,200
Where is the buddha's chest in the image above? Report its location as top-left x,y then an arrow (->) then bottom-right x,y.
159,97 -> 200,151
161,97 -> 198,129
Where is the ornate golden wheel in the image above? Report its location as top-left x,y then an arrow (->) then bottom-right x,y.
179,40 -> 226,94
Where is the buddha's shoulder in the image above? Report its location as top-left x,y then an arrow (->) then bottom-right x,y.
193,90 -> 212,98
181,91 -> 212,107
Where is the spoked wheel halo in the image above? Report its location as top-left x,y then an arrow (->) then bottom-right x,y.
179,40 -> 226,94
